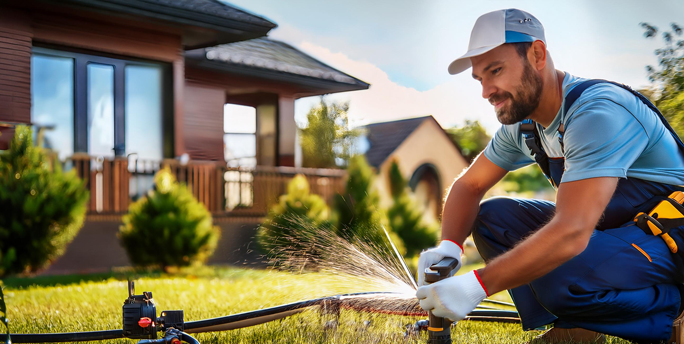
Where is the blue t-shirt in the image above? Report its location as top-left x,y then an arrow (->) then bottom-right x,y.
483,72 -> 684,185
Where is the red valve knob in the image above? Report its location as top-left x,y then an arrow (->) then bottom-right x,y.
138,317 -> 152,328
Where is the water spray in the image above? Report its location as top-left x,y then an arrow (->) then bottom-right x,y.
381,225 -> 418,290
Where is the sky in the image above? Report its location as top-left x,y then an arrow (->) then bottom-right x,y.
225,0 -> 684,134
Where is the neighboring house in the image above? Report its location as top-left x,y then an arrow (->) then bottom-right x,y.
360,116 -> 469,223
0,0 -> 369,273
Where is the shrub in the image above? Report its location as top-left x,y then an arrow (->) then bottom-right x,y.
334,155 -> 405,254
386,160 -> 439,257
257,174 -> 334,270
0,126 -> 89,277
119,168 -> 219,270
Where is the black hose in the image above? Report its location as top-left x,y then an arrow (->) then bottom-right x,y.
0,329 -> 125,343
183,296 -> 336,332
179,331 -> 200,344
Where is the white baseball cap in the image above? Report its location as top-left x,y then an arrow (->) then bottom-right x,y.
448,9 -> 545,75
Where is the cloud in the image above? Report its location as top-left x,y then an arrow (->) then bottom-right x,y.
294,41 -> 500,133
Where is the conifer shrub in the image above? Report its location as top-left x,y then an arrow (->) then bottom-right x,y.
0,126 -> 89,277
119,168 -> 219,270
257,174 -> 334,270
386,160 -> 439,257
334,155 -> 405,255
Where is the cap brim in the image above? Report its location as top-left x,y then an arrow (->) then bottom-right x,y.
447,44 -> 503,75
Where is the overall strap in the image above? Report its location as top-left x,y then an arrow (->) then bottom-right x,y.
520,119 -> 555,188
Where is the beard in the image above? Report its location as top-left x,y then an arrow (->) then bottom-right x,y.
489,61 -> 544,125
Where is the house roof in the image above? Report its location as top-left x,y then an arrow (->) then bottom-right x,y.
363,116 -> 463,168
185,38 -> 370,96
49,0 -> 277,48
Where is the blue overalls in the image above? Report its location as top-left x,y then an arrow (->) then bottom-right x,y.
472,80 -> 684,342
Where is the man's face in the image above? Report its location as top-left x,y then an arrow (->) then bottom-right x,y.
470,44 -> 544,125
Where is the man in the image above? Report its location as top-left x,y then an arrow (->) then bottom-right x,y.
415,8 -> 684,343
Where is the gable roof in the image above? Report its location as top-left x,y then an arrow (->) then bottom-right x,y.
185,37 -> 370,95
363,116 -> 431,168
362,116 -> 464,168
51,0 -> 276,48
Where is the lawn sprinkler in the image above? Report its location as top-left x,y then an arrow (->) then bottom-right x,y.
423,257 -> 460,344
123,280 -> 195,344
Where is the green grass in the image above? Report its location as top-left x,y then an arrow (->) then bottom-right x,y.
1,266 -> 630,344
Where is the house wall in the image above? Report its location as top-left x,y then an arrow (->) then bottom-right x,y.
375,120 -> 469,221
183,83 -> 226,161
0,8 -> 32,148
0,3 -> 186,152
185,67 -> 301,166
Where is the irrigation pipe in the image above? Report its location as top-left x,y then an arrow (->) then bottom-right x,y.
1,292 -> 519,343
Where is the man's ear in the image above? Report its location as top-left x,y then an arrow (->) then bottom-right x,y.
529,40 -> 547,71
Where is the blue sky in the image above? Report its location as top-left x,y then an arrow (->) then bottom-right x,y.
225,0 -> 684,133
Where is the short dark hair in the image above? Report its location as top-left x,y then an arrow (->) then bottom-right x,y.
512,42 -> 533,59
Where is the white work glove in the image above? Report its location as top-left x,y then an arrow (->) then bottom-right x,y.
417,240 -> 463,286
415,270 -> 488,322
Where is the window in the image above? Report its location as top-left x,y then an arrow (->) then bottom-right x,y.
31,47 -> 171,160
31,55 -> 74,160
31,47 -> 171,202
223,104 -> 256,168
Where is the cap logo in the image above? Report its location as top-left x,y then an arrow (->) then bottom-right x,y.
519,18 -> 532,24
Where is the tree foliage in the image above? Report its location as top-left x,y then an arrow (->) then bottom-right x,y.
119,168 -> 220,271
500,165 -> 553,193
334,155 -> 405,254
386,160 -> 439,257
0,126 -> 89,277
640,22 -> 684,135
299,98 -> 360,168
446,120 -> 491,162
257,174 -> 334,270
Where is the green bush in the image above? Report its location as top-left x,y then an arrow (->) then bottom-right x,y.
0,126 -> 89,277
386,160 -> 439,257
334,155 -> 405,254
119,168 -> 219,271
257,174 -> 334,270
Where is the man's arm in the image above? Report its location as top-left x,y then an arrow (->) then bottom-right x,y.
441,153 -> 509,245
477,176 -> 619,295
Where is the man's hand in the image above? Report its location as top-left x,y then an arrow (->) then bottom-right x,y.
416,240 -> 463,286
415,270 -> 488,322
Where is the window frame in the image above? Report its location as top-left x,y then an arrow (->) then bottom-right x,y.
32,45 -> 174,158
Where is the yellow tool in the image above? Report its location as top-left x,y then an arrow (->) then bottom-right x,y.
634,191 -> 684,254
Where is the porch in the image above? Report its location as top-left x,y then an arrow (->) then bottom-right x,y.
65,154 -> 346,219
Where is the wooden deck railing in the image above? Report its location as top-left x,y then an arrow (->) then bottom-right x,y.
66,155 -> 346,217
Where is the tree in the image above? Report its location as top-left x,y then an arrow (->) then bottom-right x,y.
119,168 -> 220,271
334,155 -> 405,254
299,98 -> 360,168
500,165 -> 553,193
640,22 -> 684,135
0,126 -> 89,276
386,160 -> 439,257
446,120 -> 491,162
257,174 -> 334,270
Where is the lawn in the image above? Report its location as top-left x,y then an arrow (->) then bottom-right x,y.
1,266 -> 628,344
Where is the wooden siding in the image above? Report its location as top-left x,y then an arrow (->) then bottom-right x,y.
0,8 -> 32,126
183,83 -> 225,161
31,9 -> 182,63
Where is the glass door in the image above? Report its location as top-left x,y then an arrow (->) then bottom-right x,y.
87,63 -> 115,158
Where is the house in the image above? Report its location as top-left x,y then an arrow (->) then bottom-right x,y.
360,116 -> 469,223
0,0 -> 369,273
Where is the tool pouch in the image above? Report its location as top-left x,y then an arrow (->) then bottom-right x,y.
634,191 -> 684,254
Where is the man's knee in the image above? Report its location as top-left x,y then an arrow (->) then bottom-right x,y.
472,197 -> 523,260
